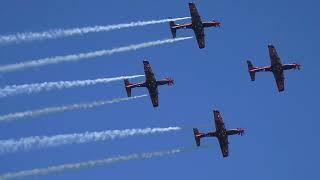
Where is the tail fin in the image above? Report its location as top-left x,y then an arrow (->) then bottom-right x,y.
247,60 -> 256,81
124,79 -> 132,97
169,19 -> 177,38
193,128 -> 201,147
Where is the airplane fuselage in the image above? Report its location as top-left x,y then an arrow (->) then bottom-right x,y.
251,63 -> 298,73
201,128 -> 228,140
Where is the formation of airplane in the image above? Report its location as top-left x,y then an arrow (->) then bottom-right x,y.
247,45 -> 301,92
193,110 -> 245,157
0,2 -> 307,179
124,60 -> 174,107
121,2 -> 302,158
169,2 -> 221,49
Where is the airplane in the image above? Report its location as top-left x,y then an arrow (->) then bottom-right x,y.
193,110 -> 245,158
124,60 -> 174,107
247,44 -> 301,92
169,2 -> 221,49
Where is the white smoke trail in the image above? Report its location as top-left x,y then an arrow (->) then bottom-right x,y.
0,37 -> 192,73
0,75 -> 144,98
0,95 -> 147,123
0,127 -> 182,154
0,17 -> 190,45
0,147 -> 188,179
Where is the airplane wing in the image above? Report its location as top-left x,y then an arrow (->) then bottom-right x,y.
194,31 -> 205,49
148,89 -> 159,107
189,2 -> 205,48
218,136 -> 229,157
268,45 -> 282,66
214,110 -> 229,157
143,60 -> 156,82
213,110 -> 226,131
189,2 -> 200,21
273,71 -> 285,92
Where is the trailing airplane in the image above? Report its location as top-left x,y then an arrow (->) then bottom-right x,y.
169,2 -> 221,49
124,60 -> 174,107
193,110 -> 245,158
247,45 -> 301,92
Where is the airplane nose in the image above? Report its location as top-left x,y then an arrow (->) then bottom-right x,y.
296,64 -> 301,70
213,21 -> 221,27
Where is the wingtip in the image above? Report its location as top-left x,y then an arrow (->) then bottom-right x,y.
223,154 -> 229,158
198,44 -> 205,49
268,44 -> 275,48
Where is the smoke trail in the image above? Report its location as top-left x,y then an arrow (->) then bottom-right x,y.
0,17 -> 190,45
0,75 -> 143,98
0,95 -> 147,123
0,127 -> 182,154
0,147 -> 196,179
0,37 -> 192,73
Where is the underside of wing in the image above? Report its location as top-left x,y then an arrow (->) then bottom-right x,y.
218,137 -> 229,158
213,110 -> 225,131
148,89 -> 159,107
143,60 -> 156,82
189,2 -> 200,20
273,72 -> 285,92
195,31 -> 205,49
268,45 -> 282,65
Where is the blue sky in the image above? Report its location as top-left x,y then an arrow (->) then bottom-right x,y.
0,0 -> 319,179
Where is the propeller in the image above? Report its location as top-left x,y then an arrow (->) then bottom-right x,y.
296,63 -> 301,70
237,128 -> 245,136
212,19 -> 221,27
166,77 -> 174,86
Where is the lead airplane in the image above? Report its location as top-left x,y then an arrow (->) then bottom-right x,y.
193,110 -> 245,158
169,2 -> 221,49
247,45 -> 301,92
124,60 -> 174,107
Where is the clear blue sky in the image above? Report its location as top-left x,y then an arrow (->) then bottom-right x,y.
0,0 -> 319,179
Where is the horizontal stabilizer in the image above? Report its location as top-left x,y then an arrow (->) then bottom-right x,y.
193,128 -> 201,146
124,79 -> 132,97
169,19 -> 177,38
247,60 -> 256,81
